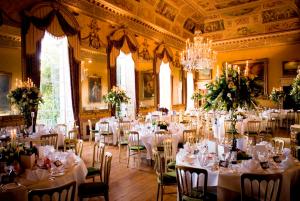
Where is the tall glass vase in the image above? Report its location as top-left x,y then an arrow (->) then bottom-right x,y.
115,103 -> 121,119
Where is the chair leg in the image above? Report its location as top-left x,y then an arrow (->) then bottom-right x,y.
127,149 -> 130,168
105,191 -> 109,201
160,184 -> 164,201
156,183 -> 160,201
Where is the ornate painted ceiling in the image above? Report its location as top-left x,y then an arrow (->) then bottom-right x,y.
82,0 -> 300,41
0,0 -> 300,49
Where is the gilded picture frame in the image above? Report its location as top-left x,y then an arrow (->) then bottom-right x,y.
88,75 -> 102,103
0,71 -> 12,113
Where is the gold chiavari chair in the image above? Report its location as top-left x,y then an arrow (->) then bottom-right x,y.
153,149 -> 177,201
76,139 -> 84,158
286,111 -> 296,130
272,138 -> 285,154
79,152 -> 112,201
99,121 -> 113,146
127,131 -> 146,168
163,139 -> 176,172
182,129 -> 196,144
86,142 -> 105,182
64,129 -> 78,153
154,130 -> 171,152
241,173 -> 282,201
88,119 -> 99,143
117,120 -> 131,162
170,114 -> 179,123
176,165 -> 217,201
40,133 -> 58,150
245,120 -> 261,143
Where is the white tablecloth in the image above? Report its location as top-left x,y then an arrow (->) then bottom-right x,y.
176,150 -> 300,201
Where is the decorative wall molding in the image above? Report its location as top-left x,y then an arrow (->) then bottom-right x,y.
280,77 -> 294,87
62,0 -> 186,49
80,47 -> 106,59
213,29 -> 300,52
0,32 -> 21,48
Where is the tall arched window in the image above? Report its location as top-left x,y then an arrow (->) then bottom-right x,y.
186,71 -> 194,110
116,50 -> 136,118
37,32 -> 74,128
159,62 -> 171,110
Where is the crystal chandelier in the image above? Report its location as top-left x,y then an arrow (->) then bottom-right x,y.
181,30 -> 217,71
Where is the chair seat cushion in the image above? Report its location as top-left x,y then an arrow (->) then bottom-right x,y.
101,132 -> 112,135
129,145 -> 145,150
161,171 -> 176,184
167,161 -> 176,169
182,186 -> 217,201
119,141 -> 128,145
86,167 -> 100,177
78,182 -> 108,197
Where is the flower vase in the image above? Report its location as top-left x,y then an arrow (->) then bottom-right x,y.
115,104 -> 121,119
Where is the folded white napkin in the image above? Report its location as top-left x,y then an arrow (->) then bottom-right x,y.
26,169 -> 49,181
280,155 -> 295,169
241,159 -> 262,171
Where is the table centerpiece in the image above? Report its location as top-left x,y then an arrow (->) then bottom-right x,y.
103,86 -> 130,118
290,67 -> 300,106
269,87 -> 285,109
203,64 -> 261,148
7,78 -> 43,130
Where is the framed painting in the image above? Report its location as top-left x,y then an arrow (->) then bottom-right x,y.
0,72 -> 12,112
226,58 -> 268,96
142,71 -> 155,99
196,69 -> 212,80
282,61 -> 300,77
88,75 -> 102,103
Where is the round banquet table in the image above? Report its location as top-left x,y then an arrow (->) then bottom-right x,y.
0,153 -> 87,201
176,150 -> 300,201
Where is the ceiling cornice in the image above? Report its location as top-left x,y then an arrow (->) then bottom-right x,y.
62,0 -> 186,49
213,29 -> 300,52
0,32 -> 21,48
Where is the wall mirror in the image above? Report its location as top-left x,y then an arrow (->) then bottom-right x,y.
81,49 -> 109,111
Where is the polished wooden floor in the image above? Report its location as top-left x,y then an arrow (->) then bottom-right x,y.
81,128 -> 290,201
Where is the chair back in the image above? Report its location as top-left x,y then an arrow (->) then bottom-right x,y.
176,165 -> 208,200
128,131 -> 141,147
103,152 -> 113,185
182,129 -> 196,144
41,134 -> 58,149
55,124 -> 67,136
99,121 -> 110,133
287,111 -> 295,121
224,120 -> 235,134
119,120 -> 132,132
163,139 -> 175,171
28,181 -> 76,201
153,149 -> 164,179
272,139 -> 284,154
247,120 -> 261,134
76,139 -> 84,157
154,130 -> 171,148
88,119 -> 93,131
66,129 -> 78,139
92,142 -> 105,170
241,173 -> 282,201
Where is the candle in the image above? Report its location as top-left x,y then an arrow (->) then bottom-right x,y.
225,62 -> 228,80
245,60 -> 249,76
238,66 -> 240,75
216,65 -> 219,80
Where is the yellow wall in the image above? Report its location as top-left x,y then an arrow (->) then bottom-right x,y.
214,43 -> 300,93
0,47 -> 22,90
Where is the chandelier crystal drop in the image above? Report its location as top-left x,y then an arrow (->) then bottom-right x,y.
181,30 -> 217,71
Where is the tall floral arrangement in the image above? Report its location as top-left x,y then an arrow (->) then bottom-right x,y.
203,64 -> 261,134
290,68 -> 300,104
103,86 -> 130,117
7,78 -> 44,128
191,89 -> 203,101
269,87 -> 285,108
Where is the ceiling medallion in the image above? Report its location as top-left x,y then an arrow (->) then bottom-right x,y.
181,30 -> 217,71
